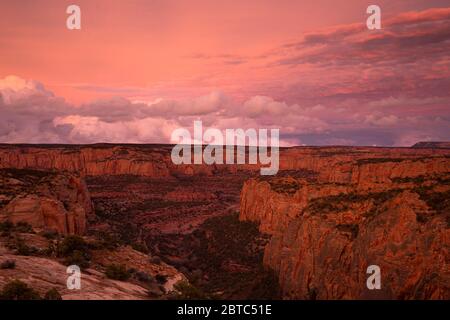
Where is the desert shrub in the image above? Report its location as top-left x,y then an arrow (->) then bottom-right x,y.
268,179 -> 300,195
173,281 -> 208,299
418,190 -> 450,214
392,176 -> 425,184
41,230 -> 59,240
0,221 -> 34,234
135,271 -> 152,283
0,260 -> 16,269
131,242 -> 149,254
40,243 -> 57,257
0,280 -> 41,300
93,231 -> 120,250
0,221 -> 14,232
155,274 -> 168,284
0,230 -> 11,237
105,264 -> 131,281
14,222 -> 34,233
44,288 -> 62,300
357,158 -> 406,165
64,250 -> 90,269
57,235 -> 88,256
57,235 -> 91,268
15,239 -> 38,256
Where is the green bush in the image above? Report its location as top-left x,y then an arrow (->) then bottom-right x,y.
105,264 -> 131,281
41,230 -> 59,240
173,281 -> 208,299
93,231 -> 121,250
0,280 -> 41,300
64,250 -> 90,269
131,242 -> 149,254
14,222 -> 34,233
155,274 -> 168,284
0,221 -> 14,232
57,235 -> 91,268
0,221 -> 34,233
135,271 -> 152,283
15,239 -> 38,256
57,235 -> 88,256
40,243 -> 56,257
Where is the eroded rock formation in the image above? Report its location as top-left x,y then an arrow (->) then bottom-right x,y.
0,169 -> 93,235
240,149 -> 450,299
0,144 -> 449,299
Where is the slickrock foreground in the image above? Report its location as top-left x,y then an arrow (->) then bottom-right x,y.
0,164 -> 186,300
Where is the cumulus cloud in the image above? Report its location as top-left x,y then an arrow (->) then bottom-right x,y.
1,9 -> 449,146
1,73 -> 449,146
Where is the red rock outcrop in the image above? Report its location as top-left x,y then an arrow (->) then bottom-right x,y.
0,169 -> 93,235
1,144 -> 448,180
240,149 -> 450,299
1,144 -> 449,299
0,235 -> 186,300
0,145 -> 249,177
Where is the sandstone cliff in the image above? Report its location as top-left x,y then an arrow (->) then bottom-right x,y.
240,149 -> 450,299
2,144 -> 447,179
0,234 -> 186,300
0,145 -> 242,177
0,169 -> 93,235
1,144 -> 449,299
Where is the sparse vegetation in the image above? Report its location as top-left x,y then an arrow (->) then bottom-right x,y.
307,190 -> 401,216
0,221 -> 34,235
268,179 -> 300,195
357,158 -> 407,165
392,176 -> 426,184
44,288 -> 62,300
413,187 -> 450,224
0,280 -> 41,300
57,235 -> 91,268
92,231 -> 121,250
41,229 -> 59,240
135,271 -> 152,283
105,264 -> 131,281
14,222 -> 34,233
14,239 -> 38,256
131,241 -> 149,254
152,213 -> 280,299
0,221 -> 14,232
172,281 -> 209,299
155,274 -> 168,284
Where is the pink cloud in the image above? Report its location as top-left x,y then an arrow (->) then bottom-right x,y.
1,8 -> 449,146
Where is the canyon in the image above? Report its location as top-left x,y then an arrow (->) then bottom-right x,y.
0,143 -> 448,299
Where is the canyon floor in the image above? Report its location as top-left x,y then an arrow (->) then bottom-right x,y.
0,143 -> 448,299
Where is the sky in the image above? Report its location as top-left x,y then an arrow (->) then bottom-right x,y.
0,0 -> 449,146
